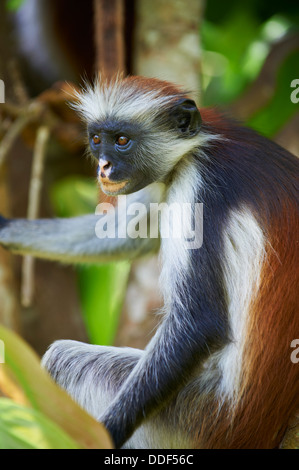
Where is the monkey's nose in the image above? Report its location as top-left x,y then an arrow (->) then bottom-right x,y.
99,159 -> 112,179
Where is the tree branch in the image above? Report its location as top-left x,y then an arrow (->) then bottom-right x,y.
21,126 -> 50,307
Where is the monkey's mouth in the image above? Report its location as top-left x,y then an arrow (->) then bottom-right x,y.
100,179 -> 129,194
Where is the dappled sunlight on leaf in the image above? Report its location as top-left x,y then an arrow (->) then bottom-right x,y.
0,324 -> 113,449
0,398 -> 79,449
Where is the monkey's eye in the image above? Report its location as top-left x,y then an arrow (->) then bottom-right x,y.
92,135 -> 101,145
116,136 -> 130,146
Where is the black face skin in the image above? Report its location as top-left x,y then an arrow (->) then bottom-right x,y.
88,119 -> 153,195
88,99 -> 202,196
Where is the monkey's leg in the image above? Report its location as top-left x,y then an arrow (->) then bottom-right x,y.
42,340 -> 182,449
42,340 -> 142,418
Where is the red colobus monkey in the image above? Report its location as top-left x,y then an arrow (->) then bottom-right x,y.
0,76 -> 298,448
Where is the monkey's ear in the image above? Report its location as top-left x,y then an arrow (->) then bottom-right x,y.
170,99 -> 202,137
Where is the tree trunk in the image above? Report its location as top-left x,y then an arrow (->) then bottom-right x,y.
93,0 -> 126,78
133,0 -> 204,93
115,0 -> 204,348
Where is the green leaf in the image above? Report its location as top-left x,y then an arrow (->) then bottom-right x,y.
201,9 -> 261,105
201,10 -> 297,108
6,0 -> 26,11
49,176 -> 99,218
247,50 -> 299,137
0,398 -> 79,449
77,261 -> 131,345
0,324 -> 113,449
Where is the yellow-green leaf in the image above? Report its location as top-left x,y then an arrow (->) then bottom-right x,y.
0,324 -> 113,449
0,398 -> 79,449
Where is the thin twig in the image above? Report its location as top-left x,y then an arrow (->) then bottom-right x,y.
21,126 -> 50,307
0,103 -> 43,169
8,59 -> 29,105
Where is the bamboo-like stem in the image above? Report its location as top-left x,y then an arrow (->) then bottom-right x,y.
21,126 -> 50,307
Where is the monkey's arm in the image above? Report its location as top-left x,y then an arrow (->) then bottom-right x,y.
99,303 -> 226,448
0,185 -> 163,263
0,215 -> 157,263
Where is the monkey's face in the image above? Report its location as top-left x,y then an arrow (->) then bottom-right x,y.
88,120 -> 156,195
87,98 -> 202,195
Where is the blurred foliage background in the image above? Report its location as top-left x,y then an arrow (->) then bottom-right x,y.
201,0 -> 299,137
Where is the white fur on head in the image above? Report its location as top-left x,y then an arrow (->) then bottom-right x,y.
72,75 -> 220,176
72,75 -> 184,124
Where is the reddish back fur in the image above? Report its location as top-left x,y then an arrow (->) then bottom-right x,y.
121,75 -> 186,98
201,205 -> 299,448
192,109 -> 299,448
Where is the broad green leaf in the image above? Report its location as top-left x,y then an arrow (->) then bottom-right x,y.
50,176 -> 99,218
0,398 -> 79,449
77,262 -> 131,345
6,0 -> 26,11
0,324 -> 113,449
201,9 -> 261,105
